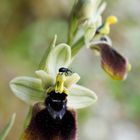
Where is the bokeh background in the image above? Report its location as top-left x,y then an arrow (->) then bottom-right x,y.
0,0 -> 140,140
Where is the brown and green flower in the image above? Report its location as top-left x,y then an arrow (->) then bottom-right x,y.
10,38 -> 97,140
88,36 -> 131,80
68,0 -> 131,80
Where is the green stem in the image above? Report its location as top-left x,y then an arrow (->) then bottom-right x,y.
67,15 -> 78,46
19,106 -> 32,140
67,0 -> 79,46
71,36 -> 85,58
23,106 -> 32,129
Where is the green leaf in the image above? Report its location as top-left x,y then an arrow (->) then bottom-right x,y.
38,35 -> 57,70
46,43 -> 71,79
67,84 -> 97,109
10,76 -> 44,105
68,15 -> 78,45
0,113 -> 16,140
71,36 -> 85,58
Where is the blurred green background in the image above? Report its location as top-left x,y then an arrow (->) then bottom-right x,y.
0,0 -> 140,139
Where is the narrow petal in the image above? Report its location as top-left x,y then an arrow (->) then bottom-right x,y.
64,73 -> 80,88
35,70 -> 54,89
10,76 -> 44,105
0,113 -> 16,140
89,41 -> 130,80
67,84 -> 97,109
46,43 -> 71,79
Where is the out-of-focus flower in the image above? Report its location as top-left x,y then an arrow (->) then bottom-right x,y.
87,14 -> 131,80
88,38 -> 131,80
69,0 -> 131,80
73,0 -> 106,24
69,0 -> 106,43
10,37 -> 97,140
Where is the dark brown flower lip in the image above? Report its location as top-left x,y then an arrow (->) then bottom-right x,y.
101,44 -> 128,80
89,39 -> 130,80
22,91 -> 77,140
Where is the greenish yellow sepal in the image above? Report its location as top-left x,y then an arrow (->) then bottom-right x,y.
67,84 -> 97,109
10,76 -> 44,105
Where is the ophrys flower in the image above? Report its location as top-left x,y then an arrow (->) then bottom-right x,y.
10,38 -> 97,140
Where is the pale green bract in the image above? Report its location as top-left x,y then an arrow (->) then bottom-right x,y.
10,36 -> 97,109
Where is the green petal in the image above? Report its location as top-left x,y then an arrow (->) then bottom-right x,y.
46,43 -> 71,79
0,113 -> 16,140
35,70 -> 54,89
67,84 -> 97,109
10,76 -> 44,105
89,40 -> 130,80
64,73 -> 80,88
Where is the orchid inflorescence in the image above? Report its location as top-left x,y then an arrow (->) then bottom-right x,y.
0,0 -> 131,140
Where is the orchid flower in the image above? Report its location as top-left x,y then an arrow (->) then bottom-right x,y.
10,39 -> 97,109
10,37 -> 97,140
69,0 -> 131,80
